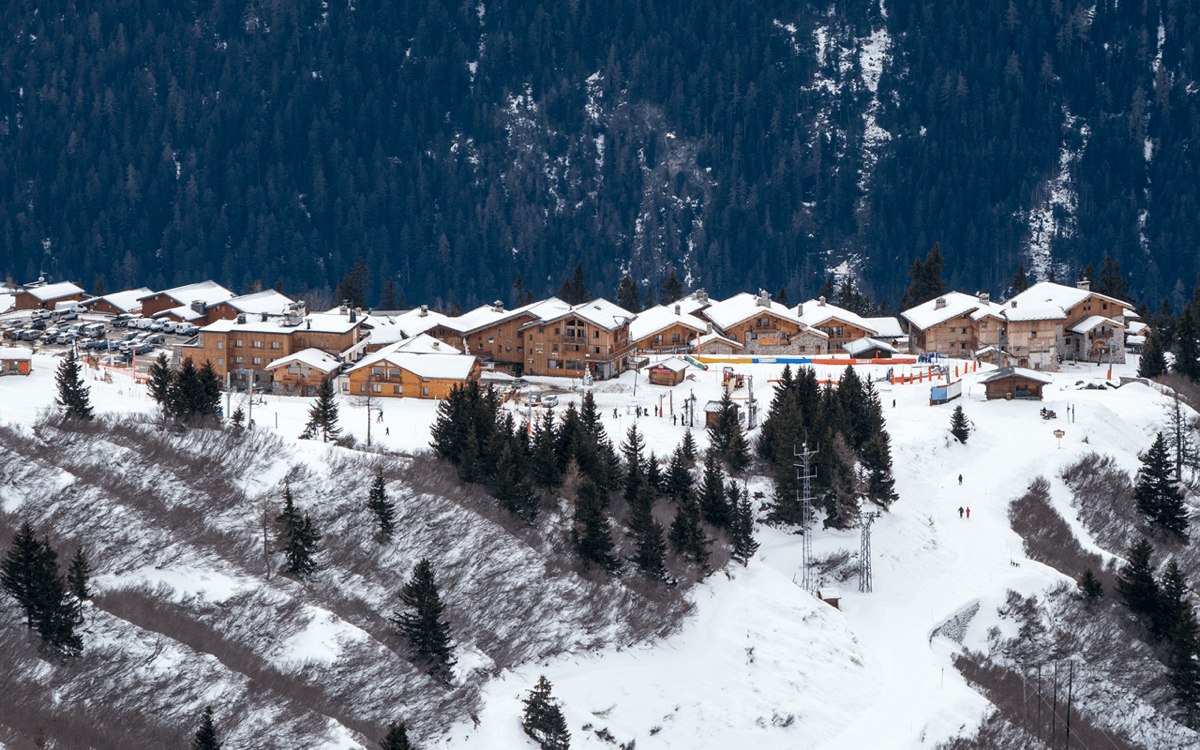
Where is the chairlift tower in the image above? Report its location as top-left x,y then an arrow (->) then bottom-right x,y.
859,512 -> 881,593
794,442 -> 819,593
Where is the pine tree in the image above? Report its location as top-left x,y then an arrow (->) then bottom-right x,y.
1157,560 -> 1190,641
531,411 -> 562,490
621,423 -> 646,503
1116,537 -> 1160,623
191,706 -> 222,750
170,358 -> 202,420
304,377 -> 342,442
1078,568 -> 1103,603
512,273 -> 535,306
627,475 -> 670,583
335,257 -> 371,308
818,275 -> 836,301
198,362 -> 223,417
1167,607 -> 1200,729
571,478 -> 620,574
1134,432 -> 1188,539
698,450 -> 731,528
679,429 -> 698,463
558,262 -> 590,305
659,269 -> 684,304
1011,261 -> 1030,293
522,676 -> 571,750
231,407 -> 245,429
379,721 -> 412,750
615,273 -> 642,313
67,546 -> 90,614
367,469 -> 397,541
708,389 -> 748,473
147,352 -> 174,406
669,490 -> 709,567
491,436 -> 538,523
664,446 -> 694,502
645,451 -> 665,496
29,537 -> 82,657
393,558 -> 455,678
276,484 -> 320,578
1094,255 -> 1129,300
1175,302 -> 1200,381
380,278 -> 398,309
1139,328 -> 1167,378
949,405 -> 970,443
861,432 -> 899,507
55,349 -> 93,420
900,244 -> 948,309
728,483 -> 759,565
775,284 -> 790,306
0,521 -> 43,628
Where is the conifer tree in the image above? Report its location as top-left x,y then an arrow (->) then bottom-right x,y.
191,706 -> 222,750
1139,328 -> 1167,379
659,269 -> 684,304
669,490 -> 709,567
1094,256 -> 1129,300
170,358 -> 202,420
304,377 -> 342,442
198,362 -> 223,417
276,484 -> 320,578
29,538 -> 83,657
818,275 -> 836,301
949,405 -> 970,443
522,675 -> 571,750
1134,432 -> 1188,539
698,450 -> 731,528
231,407 -> 245,429
679,428 -> 698,463
335,257 -> 371,308
1,521 -> 42,628
1167,606 -> 1200,729
728,483 -> 759,565
531,411 -> 562,490
380,278 -> 398,309
665,446 -> 694,502
861,432 -> 899,507
393,558 -> 455,679
1176,302 -> 1200,381
615,273 -> 642,313
379,721 -> 412,750
558,262 -> 590,305
900,244 -> 948,310
1116,537 -> 1160,623
1078,568 -> 1103,603
367,469 -> 397,541
571,478 -> 620,574
775,284 -> 789,306
708,389 -> 748,473
55,349 -> 93,420
148,352 -> 174,406
1011,261 -> 1030,293
627,475 -> 670,583
1157,560 -> 1190,641
491,436 -> 538,523
67,546 -> 90,613
621,424 -> 646,501
645,451 -> 665,496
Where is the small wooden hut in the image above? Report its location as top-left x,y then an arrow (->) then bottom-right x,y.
979,366 -> 1053,400
648,357 -> 689,387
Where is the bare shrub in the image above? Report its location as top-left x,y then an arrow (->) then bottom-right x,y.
1060,452 -> 1138,552
1008,476 -> 1116,593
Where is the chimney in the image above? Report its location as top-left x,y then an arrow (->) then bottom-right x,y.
420,304 -> 428,318
306,318 -> 311,329
818,296 -> 826,306
674,304 -> 681,315
261,312 -> 269,322
432,341 -> 440,350
796,303 -> 803,316
349,309 -> 357,323
934,297 -> 947,310
236,314 -> 246,324
706,322 -> 713,334
191,300 -> 205,314
339,304 -> 348,315
1011,300 -> 1018,308
493,300 -> 504,312
756,289 -> 770,307
696,289 -> 708,303
1076,278 -> 1090,291
979,292 -> 990,304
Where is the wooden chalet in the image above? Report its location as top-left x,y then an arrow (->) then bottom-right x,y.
264,348 -> 342,396
902,292 -> 1004,357
693,331 -> 744,355
14,281 -> 88,311
203,290 -> 295,324
844,337 -> 896,359
648,357 -> 690,387
796,298 -> 882,352
702,291 -> 827,355
518,298 -> 636,379
978,366 -> 1053,400
630,303 -> 708,353
341,348 -> 480,399
703,399 -> 738,428
0,347 -> 33,376
137,281 -> 233,320
81,288 -> 152,316
1002,281 -> 1135,369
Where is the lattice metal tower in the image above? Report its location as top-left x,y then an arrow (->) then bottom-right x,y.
794,442 -> 819,593
859,512 -> 881,593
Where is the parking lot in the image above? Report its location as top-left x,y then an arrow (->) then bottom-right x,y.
0,309 -> 199,376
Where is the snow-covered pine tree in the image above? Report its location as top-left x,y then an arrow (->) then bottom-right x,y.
147,352 -> 174,406
1134,432 -> 1188,539
522,675 -> 571,750
708,389 -> 749,473
679,428 -> 698,463
191,705 -> 222,750
276,483 -> 320,578
231,407 -> 245,429
304,377 -> 341,442
861,432 -> 899,507
949,405 -> 970,443
393,558 -> 455,679
379,721 -> 413,750
571,477 -> 620,574
55,349 -> 93,420
1116,537 -> 1160,624
367,468 -> 397,541
728,483 -> 759,565
627,475 -> 670,583
669,490 -> 709,567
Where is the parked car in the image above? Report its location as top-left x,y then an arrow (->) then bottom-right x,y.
132,343 -> 155,355
30,319 -> 47,330
111,314 -> 132,328
31,309 -> 52,320
120,331 -> 139,341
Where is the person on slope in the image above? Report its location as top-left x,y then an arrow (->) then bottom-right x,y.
958,507 -> 964,518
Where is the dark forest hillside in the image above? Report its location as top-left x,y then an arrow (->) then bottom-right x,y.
1,0 -> 1197,308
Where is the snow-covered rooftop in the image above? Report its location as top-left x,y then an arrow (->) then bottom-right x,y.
153,304 -> 207,321
795,299 -> 879,335
864,316 -> 903,338
1004,281 -> 1133,323
629,304 -> 708,341
844,337 -> 897,357
1068,315 -> 1125,334
441,302 -> 530,335
200,312 -> 360,336
22,281 -> 85,301
977,366 -> 1054,384
528,298 -> 636,331
673,291 -> 714,315
651,357 -> 690,373
0,346 -> 33,359
393,333 -> 460,355
345,350 -> 477,380
140,280 -> 233,306
703,292 -> 804,331
387,307 -> 456,338
264,348 -> 342,372
692,331 -> 742,349
218,289 -> 294,315
901,292 -> 992,330
81,287 -> 153,313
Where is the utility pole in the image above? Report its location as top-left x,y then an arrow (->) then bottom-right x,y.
247,371 -> 253,428
747,375 -> 758,429
859,511 -> 880,592
225,371 -> 232,418
794,441 -> 818,593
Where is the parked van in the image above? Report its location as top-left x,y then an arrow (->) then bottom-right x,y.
81,322 -> 107,338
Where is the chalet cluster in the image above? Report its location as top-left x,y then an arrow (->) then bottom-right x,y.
4,274 -> 1139,401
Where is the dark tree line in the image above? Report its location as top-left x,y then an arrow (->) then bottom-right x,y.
1,522 -> 85,658
147,354 -> 222,423
760,365 -> 897,530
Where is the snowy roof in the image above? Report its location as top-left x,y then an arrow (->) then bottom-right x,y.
1068,315 -> 1125,334
22,281 -> 85,301
393,333 -> 460,355
217,289 -> 294,315
264,348 -> 342,372
0,294 -> 14,314
519,297 -> 574,322
153,304 -> 207,321
200,311 -> 361,336
703,292 -> 804,331
440,302 -> 532,335
818,587 -> 842,600
795,299 -> 879,335
978,366 -> 1054,385
629,304 -> 708,341
345,349 -> 478,380
81,287 -> 153,313
901,292 -> 996,330
139,280 -> 233,306
0,347 -> 33,360
704,399 -> 735,413
844,337 -> 897,356
387,307 -> 456,338
1003,281 -> 1133,323
673,291 -> 713,315
692,331 -> 743,349
527,298 -> 636,331
863,316 -> 903,338
651,357 -> 690,373
1126,320 -> 1148,335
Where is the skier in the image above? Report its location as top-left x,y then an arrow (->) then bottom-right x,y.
958,507 -> 964,518
966,507 -> 971,519
958,474 -> 962,485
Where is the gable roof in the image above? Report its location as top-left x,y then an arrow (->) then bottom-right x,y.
692,331 -> 743,350
844,337 -> 898,356
651,357 -> 690,373
200,311 -> 361,336
1068,315 -> 1126,334
901,292 -> 999,330
439,302 -> 535,335
864,316 -> 903,338
978,366 -> 1054,384
629,304 -> 709,341
523,298 -> 636,331
80,287 -> 153,313
21,281 -> 86,301
795,299 -> 879,335
139,280 -> 234,306
386,307 -> 456,338
345,347 -> 478,380
702,292 -> 804,331
393,333 -> 461,354
1004,281 -> 1134,323
215,289 -> 294,315
264,348 -> 342,373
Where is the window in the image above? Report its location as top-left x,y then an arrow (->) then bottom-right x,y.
552,343 -> 559,351
341,382 -> 349,392
654,334 -> 663,344
488,335 -> 494,342
217,358 -> 224,366
372,384 -> 382,393
538,326 -> 545,333
372,367 -> 383,376
389,369 -> 400,379
217,341 -> 223,350
253,357 -> 262,365
289,364 -> 299,374
1030,330 -> 1037,338
234,356 -> 243,364
506,347 -> 512,353
671,333 -> 680,343
594,330 -> 599,339
962,327 -> 968,334
423,386 -> 429,396
393,385 -> 401,394
235,339 -> 243,348
981,321 -> 988,329
271,341 -> 280,349
252,340 -> 262,348
595,347 -> 600,354
554,327 -> 560,335
360,384 -> 366,393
